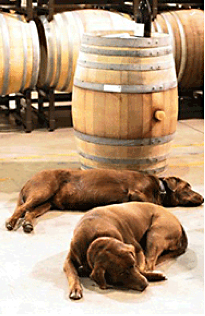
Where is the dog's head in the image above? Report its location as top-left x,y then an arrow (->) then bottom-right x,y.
160,177 -> 204,207
87,237 -> 148,291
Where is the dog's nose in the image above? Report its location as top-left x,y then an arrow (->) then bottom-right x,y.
139,282 -> 148,292
193,193 -> 204,205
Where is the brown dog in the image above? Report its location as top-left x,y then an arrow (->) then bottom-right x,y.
5,168 -> 203,233
64,202 -> 188,299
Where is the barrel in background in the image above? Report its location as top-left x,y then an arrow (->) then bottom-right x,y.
72,31 -> 178,174
0,12 -> 40,96
0,8 -> 203,96
36,9 -> 135,92
36,8 -> 204,92
153,9 -> 204,89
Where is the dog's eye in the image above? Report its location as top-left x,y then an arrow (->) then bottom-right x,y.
126,264 -> 134,271
129,264 -> 135,269
129,251 -> 135,259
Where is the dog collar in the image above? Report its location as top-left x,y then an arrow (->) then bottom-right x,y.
159,179 -> 166,195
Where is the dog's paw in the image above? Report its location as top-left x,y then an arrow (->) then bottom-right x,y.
5,219 -> 15,231
143,270 -> 167,282
151,270 -> 167,281
69,287 -> 83,300
99,284 -> 108,290
22,221 -> 33,233
6,222 -> 13,231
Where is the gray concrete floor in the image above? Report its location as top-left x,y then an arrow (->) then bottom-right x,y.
0,118 -> 204,315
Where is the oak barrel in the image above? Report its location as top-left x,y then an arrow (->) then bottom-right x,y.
152,9 -> 204,89
0,12 -> 40,96
72,31 -> 178,174
36,9 -> 135,92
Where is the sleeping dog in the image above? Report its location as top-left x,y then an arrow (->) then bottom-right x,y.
64,202 -> 188,299
5,168 -> 203,233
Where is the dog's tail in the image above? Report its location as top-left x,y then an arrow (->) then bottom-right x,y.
17,187 -> 27,218
157,225 -> 188,265
176,225 -> 188,256
19,185 -> 27,204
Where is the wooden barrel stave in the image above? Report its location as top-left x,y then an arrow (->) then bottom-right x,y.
153,9 -> 204,89
0,12 -> 40,96
75,131 -> 173,174
72,32 -> 178,173
36,9 -> 203,92
72,87 -> 178,139
37,9 -> 135,92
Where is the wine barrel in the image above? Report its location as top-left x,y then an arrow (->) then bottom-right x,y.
72,31 -> 178,174
0,12 -> 40,96
36,9 -> 135,92
152,9 -> 204,89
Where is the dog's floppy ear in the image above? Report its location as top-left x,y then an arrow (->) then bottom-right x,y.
87,237 -> 112,289
160,177 -> 178,192
87,237 -> 111,268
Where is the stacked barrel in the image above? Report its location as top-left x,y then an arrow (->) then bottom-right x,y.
36,9 -> 135,93
35,8 -> 205,91
0,9 -> 134,95
152,9 -> 204,89
0,12 -> 40,96
0,9 -> 203,96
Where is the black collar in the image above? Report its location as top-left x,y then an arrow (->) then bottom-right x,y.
159,179 -> 166,195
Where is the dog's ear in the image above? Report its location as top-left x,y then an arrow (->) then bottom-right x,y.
87,237 -> 111,289
161,177 -> 178,192
126,244 -> 136,258
87,237 -> 111,269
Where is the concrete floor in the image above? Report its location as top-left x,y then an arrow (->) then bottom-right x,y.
0,118 -> 204,314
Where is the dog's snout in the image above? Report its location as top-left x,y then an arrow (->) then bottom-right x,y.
198,196 -> 204,205
139,282 -> 148,291
133,276 -> 149,292
190,192 -> 204,206
199,195 -> 204,204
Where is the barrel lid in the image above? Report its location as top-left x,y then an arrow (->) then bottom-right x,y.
82,31 -> 172,48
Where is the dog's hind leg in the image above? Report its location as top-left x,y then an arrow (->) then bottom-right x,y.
5,193 -> 26,231
5,194 -> 50,231
6,183 -> 58,231
134,242 -> 167,282
22,202 -> 52,233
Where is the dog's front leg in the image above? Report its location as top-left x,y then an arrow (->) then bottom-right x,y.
129,189 -> 147,202
136,248 -> 166,281
64,252 -> 83,300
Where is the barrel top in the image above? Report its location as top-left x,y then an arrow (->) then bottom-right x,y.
82,31 -> 172,48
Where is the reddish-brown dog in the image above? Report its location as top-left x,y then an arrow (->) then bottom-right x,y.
64,202 -> 188,299
5,168 -> 203,233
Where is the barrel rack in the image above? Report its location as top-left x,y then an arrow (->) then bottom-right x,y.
0,0 -> 157,132
0,1 -> 74,132
0,0 -> 204,132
